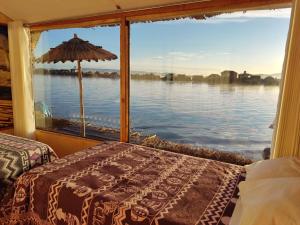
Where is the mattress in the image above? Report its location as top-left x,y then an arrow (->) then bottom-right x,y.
0,141 -> 244,225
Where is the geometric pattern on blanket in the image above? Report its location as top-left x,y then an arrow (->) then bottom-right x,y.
0,141 -> 244,225
0,133 -> 57,186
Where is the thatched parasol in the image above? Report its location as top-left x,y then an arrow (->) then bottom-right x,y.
37,34 -> 117,136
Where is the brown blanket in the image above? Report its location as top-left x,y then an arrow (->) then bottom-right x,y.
1,141 -> 244,225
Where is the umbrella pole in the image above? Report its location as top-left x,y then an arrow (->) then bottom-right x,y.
77,60 -> 86,137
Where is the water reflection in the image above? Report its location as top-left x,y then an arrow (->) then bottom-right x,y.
33,75 -> 279,157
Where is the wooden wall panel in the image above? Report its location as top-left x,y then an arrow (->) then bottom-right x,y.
0,127 -> 13,134
0,100 -> 13,128
0,25 -> 13,128
35,130 -> 101,157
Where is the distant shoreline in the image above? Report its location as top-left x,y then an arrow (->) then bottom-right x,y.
34,68 -> 281,86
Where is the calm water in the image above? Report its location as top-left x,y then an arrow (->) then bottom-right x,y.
33,74 -> 279,156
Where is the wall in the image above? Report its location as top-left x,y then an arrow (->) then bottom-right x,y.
0,12 -> 12,25
35,130 -> 101,157
0,24 -> 13,128
0,127 -> 13,134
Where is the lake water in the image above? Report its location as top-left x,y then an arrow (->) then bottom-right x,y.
33,74 -> 279,157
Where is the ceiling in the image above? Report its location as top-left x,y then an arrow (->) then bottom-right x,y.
0,0 -> 204,24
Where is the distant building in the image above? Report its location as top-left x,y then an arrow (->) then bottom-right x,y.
238,71 -> 252,81
238,71 -> 261,84
263,76 -> 279,85
131,73 -> 160,80
221,70 -> 238,83
249,75 -> 261,84
192,75 -> 204,82
162,73 -> 174,81
206,74 -> 221,83
174,74 -> 191,81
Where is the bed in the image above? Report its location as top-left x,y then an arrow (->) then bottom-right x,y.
0,133 -> 58,220
0,141 -> 244,225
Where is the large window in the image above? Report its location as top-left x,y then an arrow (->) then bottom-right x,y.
32,26 -> 120,140
31,7 -> 291,163
130,9 -> 291,161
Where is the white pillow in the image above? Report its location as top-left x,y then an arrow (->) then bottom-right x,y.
245,157 -> 300,180
230,178 -> 300,225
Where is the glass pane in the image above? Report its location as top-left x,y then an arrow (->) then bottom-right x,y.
32,26 -> 120,140
130,9 -> 291,163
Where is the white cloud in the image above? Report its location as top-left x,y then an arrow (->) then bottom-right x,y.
151,51 -> 202,62
152,56 -> 164,60
200,18 -> 250,24
216,52 -> 232,55
156,8 -> 291,25
167,51 -> 202,61
217,8 -> 291,19
151,51 -> 233,64
168,51 -> 196,57
196,8 -> 291,24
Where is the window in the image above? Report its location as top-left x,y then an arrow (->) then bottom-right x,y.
130,8 -> 291,161
31,6 -> 291,163
32,26 -> 120,140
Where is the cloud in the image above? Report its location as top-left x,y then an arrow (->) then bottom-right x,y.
151,51 -> 232,63
168,51 -> 196,57
216,52 -> 232,55
217,8 -> 291,19
156,8 -> 291,25
151,51 -> 201,62
196,8 -> 291,24
156,18 -> 249,25
152,56 -> 164,60
199,18 -> 250,24
167,51 -> 202,61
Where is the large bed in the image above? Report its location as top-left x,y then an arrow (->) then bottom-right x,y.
0,141 -> 244,225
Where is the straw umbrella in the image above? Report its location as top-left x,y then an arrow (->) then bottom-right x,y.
37,34 -> 117,136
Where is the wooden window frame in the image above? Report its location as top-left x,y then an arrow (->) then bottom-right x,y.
28,0 -> 292,143
27,0 -> 291,31
120,18 -> 130,142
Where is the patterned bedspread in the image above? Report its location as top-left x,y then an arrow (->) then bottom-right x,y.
0,141 -> 244,225
0,133 -> 58,197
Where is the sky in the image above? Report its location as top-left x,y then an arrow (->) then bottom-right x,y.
35,8 -> 291,76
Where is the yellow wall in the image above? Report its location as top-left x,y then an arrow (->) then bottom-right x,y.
35,130 -> 100,157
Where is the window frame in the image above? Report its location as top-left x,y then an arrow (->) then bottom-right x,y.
28,0 -> 292,143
